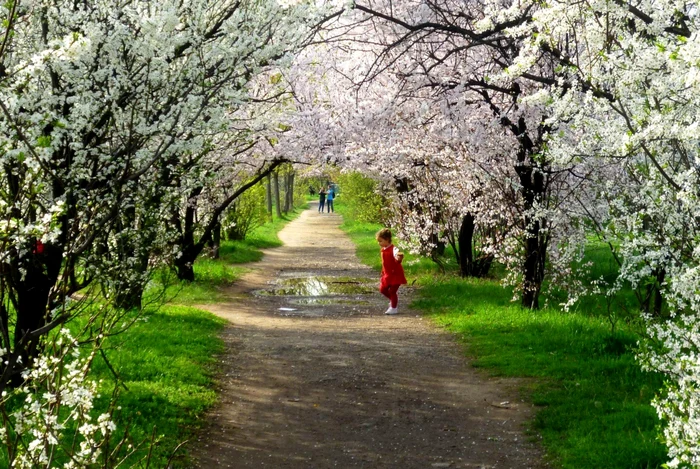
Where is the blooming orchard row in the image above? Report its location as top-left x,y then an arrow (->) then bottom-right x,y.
0,0 -> 332,465
284,0 -> 699,465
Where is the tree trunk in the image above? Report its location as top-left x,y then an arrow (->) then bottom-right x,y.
289,172 -> 295,210
3,158 -> 65,383
521,233 -> 545,309
174,208 -> 198,282
653,271 -> 665,317
266,174 -> 272,215
174,252 -> 196,282
457,213 -> 494,278
459,213 -> 475,277
114,284 -> 144,311
274,171 -> 282,218
641,268 -> 666,317
13,255 -> 53,371
430,233 -> 445,257
112,202 -> 149,311
173,160 -> 286,282
175,188 -> 200,282
283,173 -> 290,214
209,222 -> 221,259
517,157 -> 548,309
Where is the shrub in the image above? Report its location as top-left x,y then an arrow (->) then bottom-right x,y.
336,172 -> 384,223
223,184 -> 267,240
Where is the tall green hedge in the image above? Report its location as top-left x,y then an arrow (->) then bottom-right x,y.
336,172 -> 384,223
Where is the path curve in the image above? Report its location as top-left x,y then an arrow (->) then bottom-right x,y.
192,204 -> 545,468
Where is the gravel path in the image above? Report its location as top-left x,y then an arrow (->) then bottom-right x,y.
191,204 -> 546,468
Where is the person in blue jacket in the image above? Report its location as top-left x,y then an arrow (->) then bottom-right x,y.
325,185 -> 335,213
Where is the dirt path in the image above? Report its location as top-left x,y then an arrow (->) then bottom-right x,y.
192,204 -> 545,468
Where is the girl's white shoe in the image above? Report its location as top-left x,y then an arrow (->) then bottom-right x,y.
384,307 -> 399,315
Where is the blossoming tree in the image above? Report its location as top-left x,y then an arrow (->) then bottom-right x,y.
310,0 -> 597,308
0,0 -> 320,385
505,0 -> 700,464
0,0 -> 325,464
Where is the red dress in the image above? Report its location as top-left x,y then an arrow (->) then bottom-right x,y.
380,244 -> 407,289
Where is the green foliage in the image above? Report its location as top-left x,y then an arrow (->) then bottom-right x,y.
339,201 -> 666,469
292,178 -> 309,208
336,172 -> 384,223
223,183 -> 267,240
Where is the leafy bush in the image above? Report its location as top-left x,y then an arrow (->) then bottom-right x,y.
222,184 -> 267,240
336,172 -> 384,223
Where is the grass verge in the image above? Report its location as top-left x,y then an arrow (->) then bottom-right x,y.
92,305 -> 227,466
336,203 -> 666,469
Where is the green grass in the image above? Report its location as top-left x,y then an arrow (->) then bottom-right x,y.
92,305 -> 227,467
415,278 -> 665,469
337,205 -> 667,469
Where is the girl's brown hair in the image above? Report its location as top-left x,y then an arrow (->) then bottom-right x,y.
376,228 -> 392,241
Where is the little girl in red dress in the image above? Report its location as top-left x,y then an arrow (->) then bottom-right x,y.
376,228 -> 407,315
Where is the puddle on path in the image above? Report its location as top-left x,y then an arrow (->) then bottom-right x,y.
276,306 -> 367,318
289,298 -> 372,306
277,309 -> 328,317
254,277 -> 376,297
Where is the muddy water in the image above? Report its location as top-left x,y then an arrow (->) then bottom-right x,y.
253,276 -> 376,298
289,298 -> 372,306
251,275 -> 378,317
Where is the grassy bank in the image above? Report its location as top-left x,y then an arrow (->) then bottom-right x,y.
335,202 -> 666,469
89,206 -> 306,466
92,305 -> 227,466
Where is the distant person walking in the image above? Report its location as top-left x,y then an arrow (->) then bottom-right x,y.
325,185 -> 335,213
376,228 -> 407,315
318,187 -> 326,212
